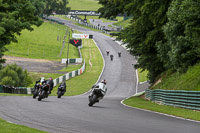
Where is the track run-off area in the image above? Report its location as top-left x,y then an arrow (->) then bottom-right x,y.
0,17 -> 200,133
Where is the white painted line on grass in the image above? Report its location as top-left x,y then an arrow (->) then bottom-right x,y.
7,121 -> 16,124
139,81 -> 148,84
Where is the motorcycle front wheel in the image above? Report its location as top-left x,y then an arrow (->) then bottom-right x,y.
38,90 -> 45,101
33,89 -> 38,99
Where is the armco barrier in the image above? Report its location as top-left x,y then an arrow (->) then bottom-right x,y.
0,85 -> 33,94
0,85 -> 3,93
145,89 -> 200,110
53,60 -> 85,87
0,60 -> 85,94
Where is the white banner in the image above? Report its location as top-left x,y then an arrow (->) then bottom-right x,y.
72,33 -> 89,39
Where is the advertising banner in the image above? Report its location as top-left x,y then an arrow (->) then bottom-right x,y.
72,33 -> 90,39
69,10 -> 101,16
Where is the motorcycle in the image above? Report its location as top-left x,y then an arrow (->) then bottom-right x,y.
57,82 -> 66,98
38,81 -> 50,101
88,82 -> 107,106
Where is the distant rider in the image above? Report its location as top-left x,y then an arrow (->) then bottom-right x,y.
118,51 -> 121,57
110,54 -> 114,61
106,50 -> 110,56
57,81 -> 66,95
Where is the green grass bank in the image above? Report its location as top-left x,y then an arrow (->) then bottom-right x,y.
68,0 -> 101,11
5,22 -> 79,60
51,39 -> 103,96
124,95 -> 200,121
0,118 -> 46,133
153,63 -> 200,91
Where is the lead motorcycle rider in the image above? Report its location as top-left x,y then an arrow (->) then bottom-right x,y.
89,79 -> 107,105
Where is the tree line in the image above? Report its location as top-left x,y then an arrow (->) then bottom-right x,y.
0,0 -> 69,87
98,0 -> 200,83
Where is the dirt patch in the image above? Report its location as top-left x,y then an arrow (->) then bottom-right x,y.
3,56 -> 66,74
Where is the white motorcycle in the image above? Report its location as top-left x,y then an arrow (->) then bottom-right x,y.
88,82 -> 107,106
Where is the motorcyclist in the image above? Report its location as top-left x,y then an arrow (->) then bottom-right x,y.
110,54 -> 114,61
101,79 -> 107,85
46,77 -> 54,94
33,77 -> 45,93
118,51 -> 121,57
106,50 -> 110,56
89,80 -> 107,102
57,81 -> 66,95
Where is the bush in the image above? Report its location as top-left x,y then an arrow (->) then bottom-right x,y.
0,64 -> 32,87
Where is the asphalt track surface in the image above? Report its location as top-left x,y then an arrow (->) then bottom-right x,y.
0,17 -> 200,133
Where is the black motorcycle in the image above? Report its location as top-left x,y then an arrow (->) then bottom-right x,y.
57,82 -> 66,98
38,81 -> 50,101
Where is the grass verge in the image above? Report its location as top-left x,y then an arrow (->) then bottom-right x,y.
59,64 -> 82,72
77,15 -> 123,23
74,23 -> 101,32
123,95 -> 200,121
153,63 -> 200,91
138,68 -> 148,82
51,39 -> 103,96
5,21 -> 79,60
0,118 -> 47,133
67,0 -> 101,11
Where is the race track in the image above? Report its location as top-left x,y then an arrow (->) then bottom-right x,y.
0,17 -> 199,133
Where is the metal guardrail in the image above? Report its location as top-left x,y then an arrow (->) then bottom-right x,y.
145,89 -> 200,110
0,85 -> 33,94
53,59 -> 85,87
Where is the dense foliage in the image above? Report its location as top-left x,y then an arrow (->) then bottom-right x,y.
44,0 -> 70,16
157,0 -> 200,72
98,0 -> 200,83
0,64 -> 32,87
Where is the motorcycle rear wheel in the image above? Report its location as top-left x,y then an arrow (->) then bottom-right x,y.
88,95 -> 97,106
57,91 -> 62,98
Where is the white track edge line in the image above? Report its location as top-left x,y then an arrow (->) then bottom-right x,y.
121,93 -> 200,123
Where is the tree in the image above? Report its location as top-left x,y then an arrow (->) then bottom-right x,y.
98,0 -> 172,82
44,0 -> 70,16
158,0 -> 200,72
0,0 -> 43,68
0,64 -> 32,87
98,0 -> 130,19
30,0 -> 46,16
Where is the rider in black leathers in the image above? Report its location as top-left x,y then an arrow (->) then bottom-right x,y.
46,77 -> 54,94
57,81 -> 66,95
